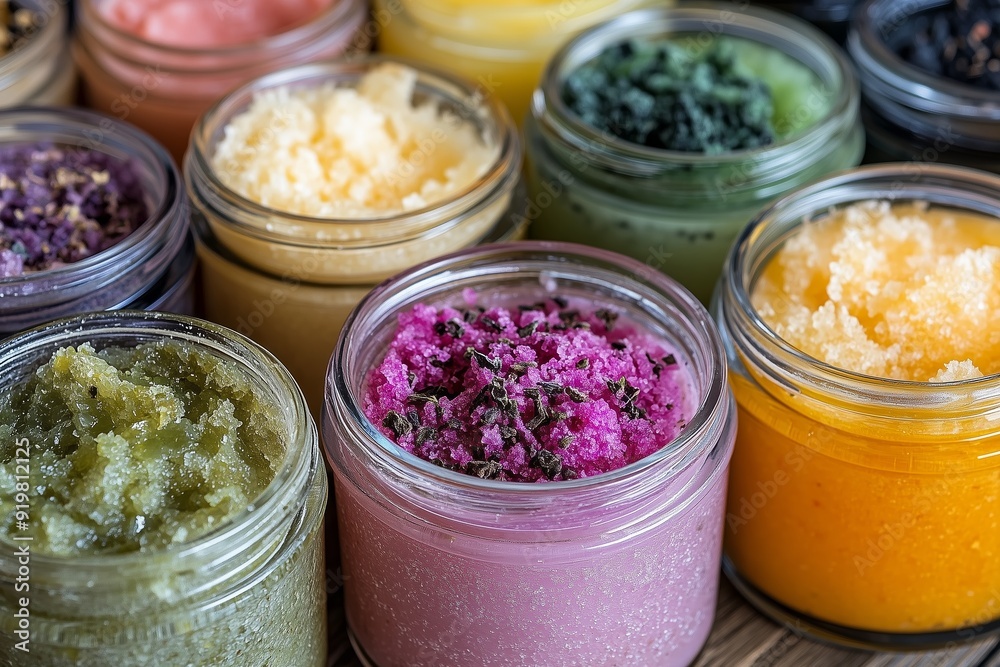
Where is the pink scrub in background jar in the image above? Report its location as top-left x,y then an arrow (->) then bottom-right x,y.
73,0 -> 369,163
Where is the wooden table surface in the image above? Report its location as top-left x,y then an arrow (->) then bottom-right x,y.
328,581 -> 1000,666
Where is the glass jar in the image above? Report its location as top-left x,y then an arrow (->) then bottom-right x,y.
73,0 -> 369,163
0,107 -> 195,335
324,242 -> 736,667
0,0 -> 76,106
525,4 -> 864,305
715,165 -> 1000,649
849,0 -> 1000,174
373,0 -> 659,125
186,59 -> 524,416
749,0 -> 860,43
0,310 -> 328,666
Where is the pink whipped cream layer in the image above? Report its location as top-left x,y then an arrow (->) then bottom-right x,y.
364,295 -> 692,482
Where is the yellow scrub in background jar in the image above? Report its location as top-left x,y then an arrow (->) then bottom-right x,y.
715,165 -> 1000,649
186,58 -> 523,416
374,0 -> 660,124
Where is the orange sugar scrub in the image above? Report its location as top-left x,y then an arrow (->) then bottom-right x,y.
724,199 -> 1000,638
753,200 -> 1000,382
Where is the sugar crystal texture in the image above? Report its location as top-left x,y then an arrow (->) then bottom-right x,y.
753,201 -> 1000,382
211,63 -> 500,219
562,38 -> 777,154
0,143 -> 149,278
0,341 -> 285,556
364,296 -> 693,481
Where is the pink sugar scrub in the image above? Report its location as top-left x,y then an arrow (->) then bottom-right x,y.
99,0 -> 336,48
363,295 -> 692,482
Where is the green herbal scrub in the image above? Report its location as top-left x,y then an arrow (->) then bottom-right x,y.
0,330 -> 327,667
0,341 -> 282,555
563,39 -> 780,154
526,9 -> 863,304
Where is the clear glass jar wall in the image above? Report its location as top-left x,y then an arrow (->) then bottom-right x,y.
715,165 -> 1000,649
0,108 -> 195,335
849,0 -> 1000,174
0,311 -> 328,666
186,58 -> 524,415
325,242 -> 736,667
525,4 -> 864,304
74,0 -> 369,162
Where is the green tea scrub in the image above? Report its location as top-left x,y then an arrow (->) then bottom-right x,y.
0,336 -> 328,666
563,39 -> 777,153
526,22 -> 862,304
0,340 -> 283,555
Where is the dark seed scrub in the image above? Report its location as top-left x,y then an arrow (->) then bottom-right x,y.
526,6 -> 864,304
0,144 -> 149,277
0,317 -> 328,666
895,0 -> 1000,91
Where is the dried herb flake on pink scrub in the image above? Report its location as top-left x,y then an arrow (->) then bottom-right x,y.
364,295 -> 692,482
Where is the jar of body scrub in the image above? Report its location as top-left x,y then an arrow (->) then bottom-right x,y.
0,0 -> 76,106
0,107 -> 195,335
525,4 -> 864,304
849,0 -> 1000,174
0,310 -> 327,666
186,58 -> 523,415
73,0 -> 368,162
324,242 -> 737,667
373,0 -> 660,125
715,164 -> 1000,649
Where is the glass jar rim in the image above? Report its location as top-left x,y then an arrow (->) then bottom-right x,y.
0,311 -> 315,571
78,0 -> 364,62
0,0 -> 65,87
0,107 -> 187,310
533,3 -> 859,172
723,163 -> 1000,402
756,0 -> 858,23
186,55 -> 521,249
849,0 -> 1000,117
327,241 -> 730,502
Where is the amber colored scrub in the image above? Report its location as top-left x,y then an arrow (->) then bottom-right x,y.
375,0 -> 660,124
728,201 -> 1000,633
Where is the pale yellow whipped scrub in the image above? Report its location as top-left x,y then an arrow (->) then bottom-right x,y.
196,61 -> 517,416
211,63 -> 500,218
752,201 -> 1000,382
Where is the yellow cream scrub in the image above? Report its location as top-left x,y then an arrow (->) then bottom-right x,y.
211,63 -> 499,218
188,60 -> 522,414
